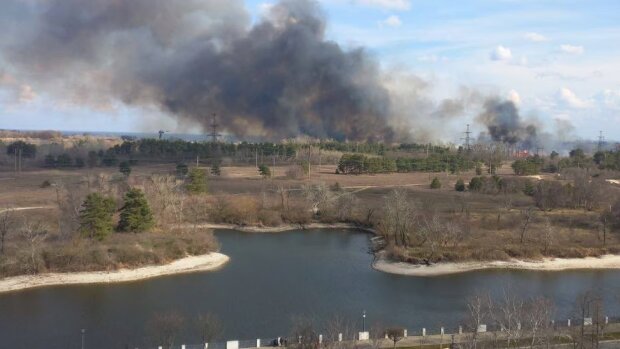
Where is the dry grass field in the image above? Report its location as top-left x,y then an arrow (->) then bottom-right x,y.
1,158 -> 620,276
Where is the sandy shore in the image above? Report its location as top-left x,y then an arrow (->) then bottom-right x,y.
373,254 -> 620,276
0,252 -> 230,294
193,222 -> 376,233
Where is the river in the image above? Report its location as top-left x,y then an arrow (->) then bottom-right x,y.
1,229 -> 619,348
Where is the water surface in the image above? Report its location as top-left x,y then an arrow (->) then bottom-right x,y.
1,229 -> 619,348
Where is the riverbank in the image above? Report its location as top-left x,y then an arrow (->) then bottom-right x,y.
373,253 -> 620,276
0,252 -> 229,294
193,222 -> 377,234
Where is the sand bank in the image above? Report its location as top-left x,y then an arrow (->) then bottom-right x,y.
0,252 -> 229,294
194,222 -> 376,233
373,254 -> 620,276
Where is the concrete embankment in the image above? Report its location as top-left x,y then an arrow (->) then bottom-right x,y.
0,252 -> 229,294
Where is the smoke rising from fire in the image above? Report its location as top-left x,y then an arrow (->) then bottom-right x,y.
0,0 -> 567,145
477,99 -> 539,149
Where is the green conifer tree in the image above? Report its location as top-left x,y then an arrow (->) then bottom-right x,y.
186,168 -> 208,194
79,193 -> 116,241
117,188 -> 154,233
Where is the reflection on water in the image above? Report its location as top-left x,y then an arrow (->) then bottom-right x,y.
1,229 -> 619,349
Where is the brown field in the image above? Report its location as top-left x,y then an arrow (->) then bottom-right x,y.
1,159 -> 620,277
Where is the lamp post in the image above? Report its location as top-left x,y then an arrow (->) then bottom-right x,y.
81,329 -> 86,349
362,310 -> 366,332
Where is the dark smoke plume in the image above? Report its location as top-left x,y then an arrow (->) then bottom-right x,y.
477,98 -> 538,149
0,0 -> 398,141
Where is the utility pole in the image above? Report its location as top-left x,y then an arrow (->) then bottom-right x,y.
597,131 -> 604,152
208,113 -> 221,143
81,329 -> 86,349
536,147 -> 544,157
461,124 -> 472,151
318,140 -> 322,178
362,310 -> 366,332
307,144 -> 312,180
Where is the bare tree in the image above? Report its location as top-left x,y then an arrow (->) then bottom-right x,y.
464,293 -> 491,349
324,315 -> 355,349
302,182 -> 334,216
146,311 -> 185,349
290,316 -> 319,349
21,220 -> 49,274
195,313 -> 223,344
520,207 -> 534,244
541,216 -> 554,254
385,328 -> 404,349
276,184 -> 290,212
571,291 -> 603,349
0,208 -> 15,255
144,175 -> 185,225
335,192 -> 358,222
381,189 -> 418,247
523,297 -> 555,349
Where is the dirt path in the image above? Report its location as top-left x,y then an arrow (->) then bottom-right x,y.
0,206 -> 55,214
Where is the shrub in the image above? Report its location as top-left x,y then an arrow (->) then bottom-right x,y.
258,164 -> 271,178
469,177 -> 483,191
454,179 -> 466,192
119,161 -> 131,177
430,177 -> 441,189
176,163 -> 189,177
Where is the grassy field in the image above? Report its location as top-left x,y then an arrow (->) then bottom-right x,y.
1,159 -> 620,277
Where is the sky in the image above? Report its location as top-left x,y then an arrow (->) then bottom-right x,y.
1,0 -> 619,142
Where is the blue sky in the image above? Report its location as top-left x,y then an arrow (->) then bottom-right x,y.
1,0 -> 619,142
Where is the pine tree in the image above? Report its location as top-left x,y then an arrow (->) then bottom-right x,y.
118,188 -> 154,233
210,162 -> 221,176
186,168 -> 208,194
119,161 -> 132,176
454,178 -> 465,192
79,193 -> 116,241
258,164 -> 271,178
176,163 -> 189,177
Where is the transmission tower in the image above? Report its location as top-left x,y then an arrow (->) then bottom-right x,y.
208,113 -> 221,143
597,130 -> 605,152
461,124 -> 472,151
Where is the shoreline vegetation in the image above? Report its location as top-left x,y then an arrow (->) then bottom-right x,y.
5,221 -> 620,294
0,252 -> 229,294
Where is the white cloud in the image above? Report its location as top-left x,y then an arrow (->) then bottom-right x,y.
524,32 -> 548,42
355,0 -> 411,11
490,45 -> 512,61
559,87 -> 589,108
258,2 -> 274,15
508,89 -> 521,106
18,85 -> 36,103
380,15 -> 402,28
560,44 -> 584,55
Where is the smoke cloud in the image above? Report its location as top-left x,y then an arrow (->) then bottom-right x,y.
0,0 -> 403,141
476,98 -> 539,149
0,0 -> 569,145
